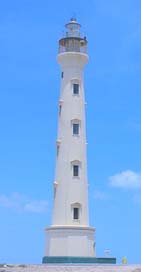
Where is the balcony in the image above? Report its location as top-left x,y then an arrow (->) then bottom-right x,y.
58,37 -> 87,54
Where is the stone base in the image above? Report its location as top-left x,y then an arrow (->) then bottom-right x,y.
45,226 -> 96,257
42,256 -> 116,264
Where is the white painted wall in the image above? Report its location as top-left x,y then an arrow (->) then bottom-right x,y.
45,51 -> 96,257
52,52 -> 89,227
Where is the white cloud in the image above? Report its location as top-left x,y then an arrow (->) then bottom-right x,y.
0,193 -> 48,213
109,170 -> 141,189
93,190 -> 108,200
24,200 -> 48,213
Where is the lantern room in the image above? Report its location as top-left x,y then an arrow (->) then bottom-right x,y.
58,18 -> 87,54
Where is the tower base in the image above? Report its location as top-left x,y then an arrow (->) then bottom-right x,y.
44,226 -> 96,258
42,256 -> 116,264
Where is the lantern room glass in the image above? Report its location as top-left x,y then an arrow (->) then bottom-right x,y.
58,18 -> 87,54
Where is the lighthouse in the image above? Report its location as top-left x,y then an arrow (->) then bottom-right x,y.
42,18 -> 117,264
42,18 -> 96,263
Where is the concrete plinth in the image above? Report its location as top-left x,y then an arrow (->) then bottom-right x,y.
42,256 -> 116,264
44,226 -> 96,258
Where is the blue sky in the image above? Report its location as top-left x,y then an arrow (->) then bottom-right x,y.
0,0 -> 141,265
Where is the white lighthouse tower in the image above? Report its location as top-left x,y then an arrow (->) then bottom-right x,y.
43,17 -> 96,263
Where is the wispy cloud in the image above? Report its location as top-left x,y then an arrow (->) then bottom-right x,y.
109,170 -> 141,189
128,120 -> 141,131
93,190 -> 108,200
0,193 -> 48,213
133,194 -> 141,204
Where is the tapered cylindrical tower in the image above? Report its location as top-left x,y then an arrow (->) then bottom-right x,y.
43,18 -> 96,263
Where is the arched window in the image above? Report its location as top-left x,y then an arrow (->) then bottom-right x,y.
73,165 -> 79,177
71,79 -> 81,95
71,119 -> 81,136
73,123 -> 79,135
71,160 -> 81,178
73,83 -> 79,95
71,202 -> 81,221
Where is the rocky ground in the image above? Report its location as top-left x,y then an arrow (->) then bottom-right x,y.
0,265 -> 141,272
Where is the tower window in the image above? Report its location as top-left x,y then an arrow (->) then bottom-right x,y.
59,105 -> 62,115
73,165 -> 79,177
56,139 -> 61,157
73,83 -> 79,95
61,72 -> 64,78
73,207 -> 79,220
73,123 -> 79,135
54,181 -> 58,199
54,187 -> 57,198
57,145 -> 59,156
59,100 -> 63,115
